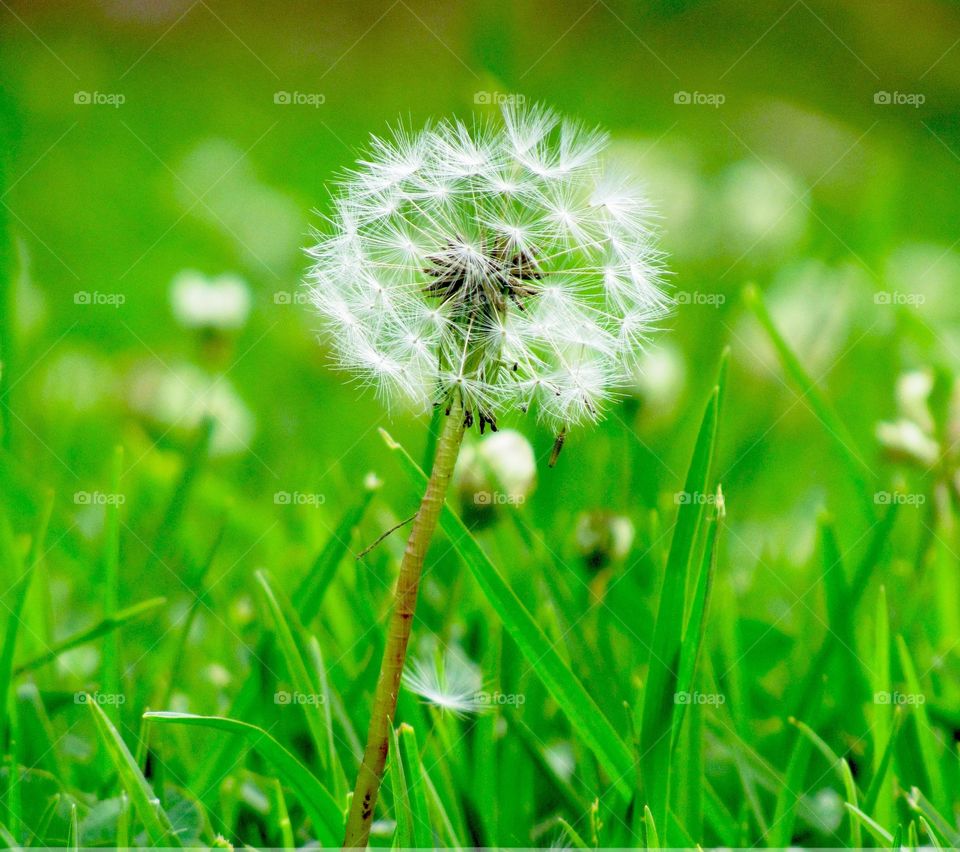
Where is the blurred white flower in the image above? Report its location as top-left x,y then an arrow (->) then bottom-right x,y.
127,361 -> 255,456
171,270 -> 251,331
718,159 -> 807,257
402,645 -> 487,717
740,260 -> 870,377
458,428 -> 537,497
575,510 -> 635,568
306,104 -> 669,431
630,339 -> 686,420
875,419 -> 939,466
41,350 -> 119,414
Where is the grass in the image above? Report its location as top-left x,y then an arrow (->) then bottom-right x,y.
2,3 -> 960,847
2,312 -> 956,846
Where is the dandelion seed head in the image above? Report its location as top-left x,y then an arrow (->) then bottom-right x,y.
306,103 -> 670,430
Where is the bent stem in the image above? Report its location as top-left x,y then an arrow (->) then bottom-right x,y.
342,405 -> 466,849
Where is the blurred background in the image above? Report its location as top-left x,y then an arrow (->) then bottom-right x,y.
2,0 -> 960,844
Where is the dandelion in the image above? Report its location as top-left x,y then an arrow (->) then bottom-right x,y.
305,103 -> 669,848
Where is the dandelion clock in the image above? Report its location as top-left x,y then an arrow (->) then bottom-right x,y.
305,103 -> 669,848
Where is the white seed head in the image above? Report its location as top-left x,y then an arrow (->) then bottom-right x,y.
306,104 -> 670,430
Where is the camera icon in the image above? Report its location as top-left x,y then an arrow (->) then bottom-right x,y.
674,91 -> 691,105
74,91 -> 92,105
74,291 -> 91,305
474,91 -> 493,105
674,691 -> 692,704
874,691 -> 891,704
274,691 -> 292,705
274,91 -> 292,105
274,492 -> 292,505
474,491 -> 492,505
874,91 -> 892,105
274,291 -> 292,305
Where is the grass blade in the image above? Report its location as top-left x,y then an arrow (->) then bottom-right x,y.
845,802 -> 893,845
397,723 -> 432,849
895,635 -> 946,810
87,699 -> 182,847
769,723 -> 813,847
381,428 -> 635,800
101,445 -> 123,723
144,711 -> 342,845
744,284 -> 875,515
672,489 -> 722,746
254,569 -> 346,799
15,597 -> 166,676
641,382 -> 721,832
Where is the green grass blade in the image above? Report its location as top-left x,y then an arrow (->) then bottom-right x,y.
15,597 -> 166,676
906,786 -> 960,847
845,803 -> 893,844
271,779 -> 295,849
87,699 -> 183,847
388,722 -> 413,848
381,428 -> 635,800
872,585 -> 893,825
641,383 -> 721,832
919,815 -> 944,850
840,758 -> 862,848
672,491 -> 722,746
769,724 -> 813,847
0,513 -> 28,745
556,817 -> 590,849
789,502 -> 898,727
744,284 -> 875,514
102,445 -> 123,723
144,711 -> 342,845
896,635 -> 945,810
397,723 -> 432,849
864,708 -> 904,813
643,804 -> 660,849
254,570 -> 344,796
296,485 -> 377,622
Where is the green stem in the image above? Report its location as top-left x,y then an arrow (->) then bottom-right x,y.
342,406 -> 465,849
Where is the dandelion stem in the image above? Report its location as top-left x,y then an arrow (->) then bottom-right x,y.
342,404 -> 466,849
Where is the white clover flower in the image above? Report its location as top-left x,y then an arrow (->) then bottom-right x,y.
306,104 -> 669,432
171,270 -> 251,331
127,361 -> 256,457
